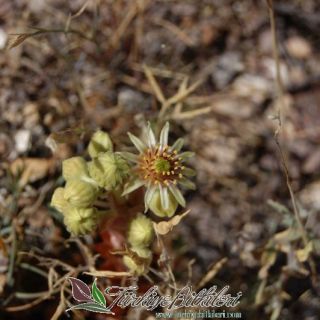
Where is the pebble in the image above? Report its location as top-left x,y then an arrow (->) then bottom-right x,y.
0,28 -> 7,49
285,36 -> 312,59
14,129 -> 31,153
118,88 -> 149,112
211,52 -> 244,89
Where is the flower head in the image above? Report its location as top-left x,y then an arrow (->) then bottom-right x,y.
122,122 -> 195,215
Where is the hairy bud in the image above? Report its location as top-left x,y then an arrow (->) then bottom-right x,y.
64,207 -> 101,235
51,187 -> 69,213
64,179 -> 98,208
62,156 -> 89,181
88,130 -> 113,158
88,152 -> 129,190
128,214 -> 154,248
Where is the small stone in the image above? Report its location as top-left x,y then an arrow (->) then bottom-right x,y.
28,0 -> 46,13
300,181 -> 320,210
200,22 -> 218,46
0,134 -> 12,159
23,103 -> 40,129
118,88 -> 149,112
285,36 -> 312,59
211,52 -> 244,89
258,30 -> 273,54
14,130 -> 31,153
0,28 -> 7,49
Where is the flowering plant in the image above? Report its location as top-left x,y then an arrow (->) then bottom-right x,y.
51,122 -> 195,275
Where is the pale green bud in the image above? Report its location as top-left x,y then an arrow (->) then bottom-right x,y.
62,157 -> 89,181
88,130 -> 113,158
51,187 -> 70,213
149,190 -> 178,218
64,179 -> 98,208
64,207 -> 99,235
123,255 -> 149,275
88,152 -> 129,190
128,214 -> 154,248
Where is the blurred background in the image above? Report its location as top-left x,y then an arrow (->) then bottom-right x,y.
0,0 -> 320,319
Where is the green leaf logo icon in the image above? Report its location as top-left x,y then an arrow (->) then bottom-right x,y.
92,279 -> 106,307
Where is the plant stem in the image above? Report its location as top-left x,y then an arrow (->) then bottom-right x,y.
267,0 -> 317,282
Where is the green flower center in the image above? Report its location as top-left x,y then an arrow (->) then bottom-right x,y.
154,158 -> 171,173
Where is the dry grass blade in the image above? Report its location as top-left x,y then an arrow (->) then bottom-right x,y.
84,270 -> 132,278
173,77 -> 189,115
130,63 -> 187,80
255,279 -> 267,305
8,26 -> 95,51
196,257 -> 228,290
110,1 -> 140,48
159,78 -> 204,121
166,79 -> 203,106
68,238 -> 97,271
143,64 -> 166,104
171,106 -> 212,120
50,282 -> 68,320
153,18 -> 196,47
5,289 -> 59,312
71,0 -> 90,19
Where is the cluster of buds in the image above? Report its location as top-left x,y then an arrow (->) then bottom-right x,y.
51,131 -> 129,235
50,123 -> 195,275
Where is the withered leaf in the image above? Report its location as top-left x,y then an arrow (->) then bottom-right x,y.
10,158 -> 56,186
296,242 -> 313,263
153,210 -> 190,235
8,34 -> 31,49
